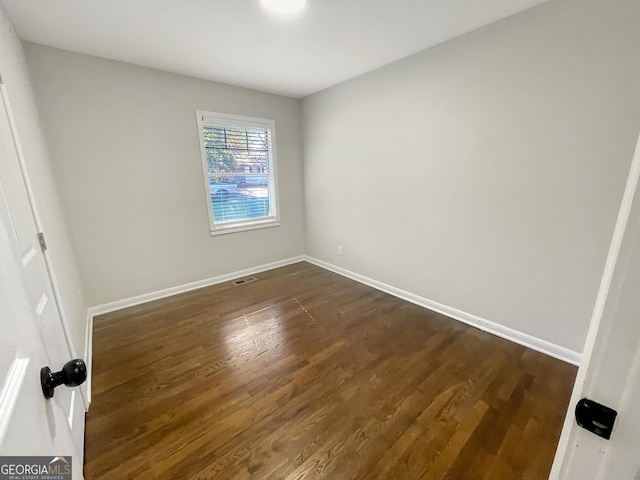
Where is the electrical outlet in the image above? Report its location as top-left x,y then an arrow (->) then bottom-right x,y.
338,245 -> 343,256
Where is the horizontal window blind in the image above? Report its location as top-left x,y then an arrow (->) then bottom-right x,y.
203,125 -> 271,178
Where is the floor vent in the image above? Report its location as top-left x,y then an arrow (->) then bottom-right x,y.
232,276 -> 258,286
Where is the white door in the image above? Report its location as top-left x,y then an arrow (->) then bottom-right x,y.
550,132 -> 640,480
0,82 -> 84,477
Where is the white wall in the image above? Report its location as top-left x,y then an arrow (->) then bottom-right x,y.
24,44 -> 306,307
302,0 -> 640,354
0,4 -> 88,358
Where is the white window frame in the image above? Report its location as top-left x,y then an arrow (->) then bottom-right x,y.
196,111 -> 280,236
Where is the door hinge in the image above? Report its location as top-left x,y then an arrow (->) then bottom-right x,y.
37,232 -> 48,251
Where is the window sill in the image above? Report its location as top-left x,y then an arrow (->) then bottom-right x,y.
210,219 -> 280,236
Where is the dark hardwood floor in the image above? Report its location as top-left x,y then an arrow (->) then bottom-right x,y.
84,262 -> 576,479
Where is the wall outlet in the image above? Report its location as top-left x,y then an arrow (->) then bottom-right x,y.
338,245 -> 343,256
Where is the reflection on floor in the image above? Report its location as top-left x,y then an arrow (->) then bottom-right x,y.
85,261 -> 576,479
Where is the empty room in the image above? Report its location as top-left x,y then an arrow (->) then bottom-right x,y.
0,0 -> 639,478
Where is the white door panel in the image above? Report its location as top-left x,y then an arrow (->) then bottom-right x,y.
0,80 -> 84,478
551,133 -> 640,479
0,201 -> 76,469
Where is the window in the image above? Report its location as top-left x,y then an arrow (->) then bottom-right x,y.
197,111 -> 280,235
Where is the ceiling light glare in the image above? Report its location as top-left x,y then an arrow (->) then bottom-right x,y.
260,0 -> 307,15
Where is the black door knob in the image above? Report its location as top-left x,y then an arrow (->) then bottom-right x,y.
40,359 -> 87,399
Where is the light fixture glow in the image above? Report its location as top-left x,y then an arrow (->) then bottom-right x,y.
260,0 -> 306,15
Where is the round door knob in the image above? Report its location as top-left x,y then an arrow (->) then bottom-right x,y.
40,359 -> 87,399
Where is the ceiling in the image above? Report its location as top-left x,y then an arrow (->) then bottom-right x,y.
2,0 -> 547,98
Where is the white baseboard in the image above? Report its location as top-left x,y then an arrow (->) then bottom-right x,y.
304,256 -> 582,366
88,255 -> 306,318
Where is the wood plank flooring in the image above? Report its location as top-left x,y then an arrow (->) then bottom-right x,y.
84,262 -> 577,479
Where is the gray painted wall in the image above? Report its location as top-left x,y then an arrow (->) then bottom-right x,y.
21,0 -> 640,355
0,4 -> 88,358
25,44 -> 305,306
302,0 -> 640,353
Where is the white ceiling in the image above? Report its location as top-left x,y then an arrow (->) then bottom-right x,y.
2,0 -> 547,98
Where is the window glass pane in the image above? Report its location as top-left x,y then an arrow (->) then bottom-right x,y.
200,116 -> 277,231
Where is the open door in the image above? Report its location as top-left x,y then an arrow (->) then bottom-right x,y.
0,80 -> 85,476
550,132 -> 640,479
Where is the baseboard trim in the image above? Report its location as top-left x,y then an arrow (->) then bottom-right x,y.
303,256 -> 582,366
88,256 -> 306,318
